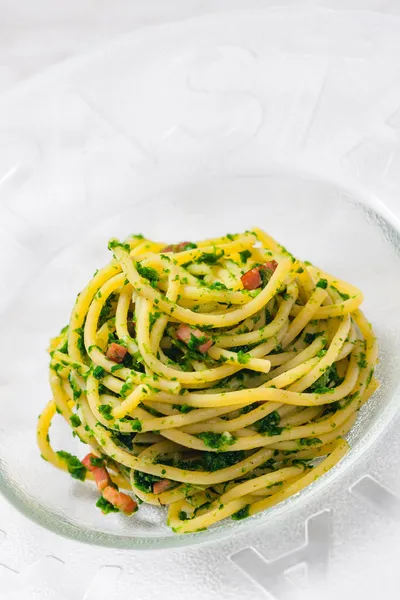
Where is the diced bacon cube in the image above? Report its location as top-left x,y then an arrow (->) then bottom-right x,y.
264,260 -> 278,273
82,453 -> 102,472
241,261 -> 278,290
241,267 -> 262,290
162,241 -> 194,253
92,467 -> 111,491
176,324 -> 192,344
176,323 -> 213,354
198,338 -> 213,353
106,342 -> 128,363
153,479 -> 174,494
82,454 -> 111,491
102,486 -> 137,515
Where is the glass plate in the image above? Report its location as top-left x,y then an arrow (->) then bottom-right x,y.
0,8 -> 400,551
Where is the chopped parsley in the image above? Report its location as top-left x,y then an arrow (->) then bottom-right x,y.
144,406 -> 163,418
98,383 -> 118,397
203,450 -> 245,472
255,411 -> 283,436
230,344 -> 255,354
93,366 -> 106,380
96,496 -> 119,514
88,344 -> 102,354
98,404 -> 114,421
299,437 -> 322,446
59,340 -> 68,354
133,470 -> 161,493
180,242 -> 197,251
197,431 -> 235,449
68,372 -> 82,401
56,451 -> 87,481
309,386 -> 335,395
98,294 -> 116,327
149,311 -> 161,331
357,352 -> 368,369
187,331 -> 209,352
173,458 -> 203,471
135,263 -> 159,288
304,331 -> 324,344
119,417 -> 142,432
366,368 -> 374,387
90,456 -> 104,467
238,403 -> 258,415
266,481 -> 283,489
330,285 -> 350,301
340,391 -> 360,409
231,504 -> 250,521
111,430 -> 137,450
259,458 -> 277,470
108,239 -> 130,252
73,326 -> 86,356
208,281 -> 228,290
236,350 -> 250,364
120,380 -> 134,398
258,265 -> 274,288
316,278 -> 328,289
196,249 -> 224,264
308,363 -> 343,393
69,414 -> 81,428
239,249 -> 252,263
172,404 -> 195,414
269,343 -> 283,355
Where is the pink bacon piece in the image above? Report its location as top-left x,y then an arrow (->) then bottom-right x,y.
264,260 -> 278,273
82,453 -> 137,515
102,485 -> 137,515
153,479 -> 175,495
162,241 -> 193,253
82,454 -> 111,491
240,267 -> 262,290
106,342 -> 128,364
176,323 -> 213,354
240,260 -> 278,290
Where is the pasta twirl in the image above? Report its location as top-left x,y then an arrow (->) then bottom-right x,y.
38,229 -> 379,532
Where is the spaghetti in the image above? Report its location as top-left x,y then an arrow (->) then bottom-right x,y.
37,229 -> 379,532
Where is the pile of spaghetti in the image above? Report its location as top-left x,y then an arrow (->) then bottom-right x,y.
37,228 -> 379,533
